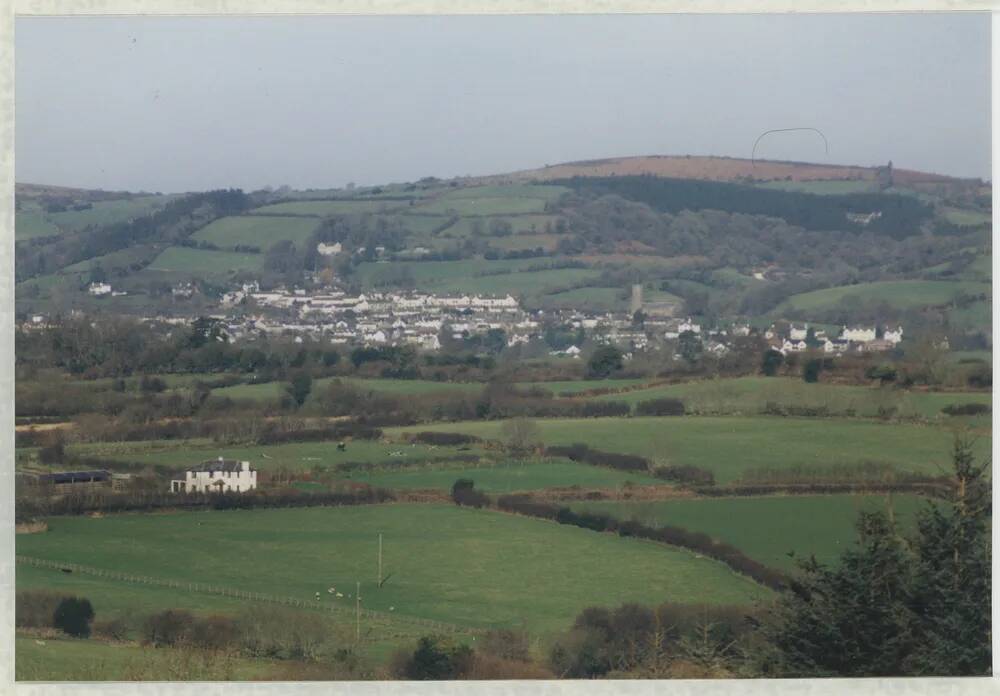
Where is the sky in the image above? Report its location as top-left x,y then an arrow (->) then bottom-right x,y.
15,13 -> 992,193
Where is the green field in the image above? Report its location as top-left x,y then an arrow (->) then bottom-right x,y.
591,376 -> 991,421
569,494 -> 930,572
45,196 -> 172,232
68,438 -> 487,472
942,207 -> 991,227
537,286 -> 626,311
755,179 -> 879,195
389,416 -> 989,485
15,635 -> 282,681
336,458 -> 662,492
491,233 -> 564,252
517,378 -> 651,395
17,504 -> 767,634
191,215 -> 321,249
441,184 -> 570,201
415,197 -> 549,216
251,200 -> 408,216
777,280 -> 990,314
438,214 -> 561,238
211,376 -> 486,403
354,258 -> 602,297
147,247 -> 265,275
15,211 -> 63,241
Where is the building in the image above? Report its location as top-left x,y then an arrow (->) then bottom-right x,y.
36,470 -> 111,491
87,282 -> 112,296
171,458 -> 257,494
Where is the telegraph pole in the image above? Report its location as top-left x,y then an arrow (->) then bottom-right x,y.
378,533 -> 383,587
355,581 -> 361,643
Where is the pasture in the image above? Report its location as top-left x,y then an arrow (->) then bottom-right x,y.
777,280 -> 990,314
942,207 -> 991,227
147,247 -> 265,275
517,378 -> 651,395
45,195 -> 172,232
17,504 -> 767,633
191,215 -> 321,249
15,636 -> 281,681
69,438 -> 488,472
388,416 -> 990,484
755,179 -> 878,195
568,494 -> 929,572
438,215 -> 561,238
591,376 -> 991,422
537,286 -> 626,312
250,200 -> 408,216
335,457 -> 662,492
15,211 -> 62,241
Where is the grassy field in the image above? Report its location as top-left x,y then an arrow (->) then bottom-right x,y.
590,376 -> 991,421
15,635 -> 283,681
45,196 -> 173,232
335,457 -> 662,492
568,494 -> 930,572
388,416 -> 989,485
777,280 -> 990,314
17,504 -> 767,634
537,286 -> 626,312
147,247 -> 265,275
15,211 -> 63,241
191,215 -> 321,249
251,200 -> 408,216
415,197 -> 549,217
211,376 -> 486,402
354,258 -> 602,297
68,438 -> 488,472
755,179 -> 879,195
942,207 -> 991,227
438,214 -> 560,238
517,378 -> 651,395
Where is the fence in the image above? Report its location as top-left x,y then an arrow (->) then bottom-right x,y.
16,555 -> 481,636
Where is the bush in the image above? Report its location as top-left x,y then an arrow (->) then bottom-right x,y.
393,635 -> 474,680
941,403 -> 991,416
451,479 -> 490,508
802,358 -> 823,383
547,443 -> 650,473
188,615 -> 239,650
53,597 -> 95,638
143,609 -> 195,646
652,464 -> 715,486
410,431 -> 480,446
93,617 -> 131,641
579,401 -> 631,418
635,398 -> 685,416
15,590 -> 66,629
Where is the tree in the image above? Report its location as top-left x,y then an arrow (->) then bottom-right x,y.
903,437 -> 991,675
501,418 -> 540,455
285,372 -> 313,407
802,358 -> 822,383
396,635 -> 474,680
754,438 -> 991,677
53,597 -> 95,638
678,331 -> 702,365
761,349 -> 783,376
588,345 -> 624,379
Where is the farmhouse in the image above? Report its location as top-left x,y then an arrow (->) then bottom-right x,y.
171,458 -> 257,494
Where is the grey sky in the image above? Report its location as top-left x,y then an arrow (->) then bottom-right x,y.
15,13 -> 991,193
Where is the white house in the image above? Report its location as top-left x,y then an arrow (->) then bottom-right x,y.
88,282 -> 112,296
841,326 -> 877,343
171,458 -> 256,494
316,242 -> 343,256
883,326 -> 904,345
789,325 -> 809,341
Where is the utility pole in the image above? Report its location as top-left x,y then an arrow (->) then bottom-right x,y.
356,581 -> 361,643
378,533 -> 383,587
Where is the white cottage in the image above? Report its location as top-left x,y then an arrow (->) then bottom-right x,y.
171,458 -> 256,494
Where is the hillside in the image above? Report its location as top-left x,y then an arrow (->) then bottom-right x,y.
470,154 -> 970,186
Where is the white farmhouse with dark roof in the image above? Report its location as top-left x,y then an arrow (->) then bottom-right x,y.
171,458 -> 256,494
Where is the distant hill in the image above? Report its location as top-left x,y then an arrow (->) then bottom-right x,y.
470,155 -> 970,186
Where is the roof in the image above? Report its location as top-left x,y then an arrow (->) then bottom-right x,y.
38,470 -> 110,484
188,459 -> 252,473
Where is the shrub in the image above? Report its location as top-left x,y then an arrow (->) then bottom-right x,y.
15,590 -> 66,629
394,635 -> 474,680
451,479 -> 490,508
53,597 -> 95,638
635,398 -> 685,416
652,464 -> 715,486
93,617 -> 130,642
410,431 -> 480,446
188,615 -> 239,651
941,403 -> 991,416
580,401 -> 631,418
143,609 -> 195,646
